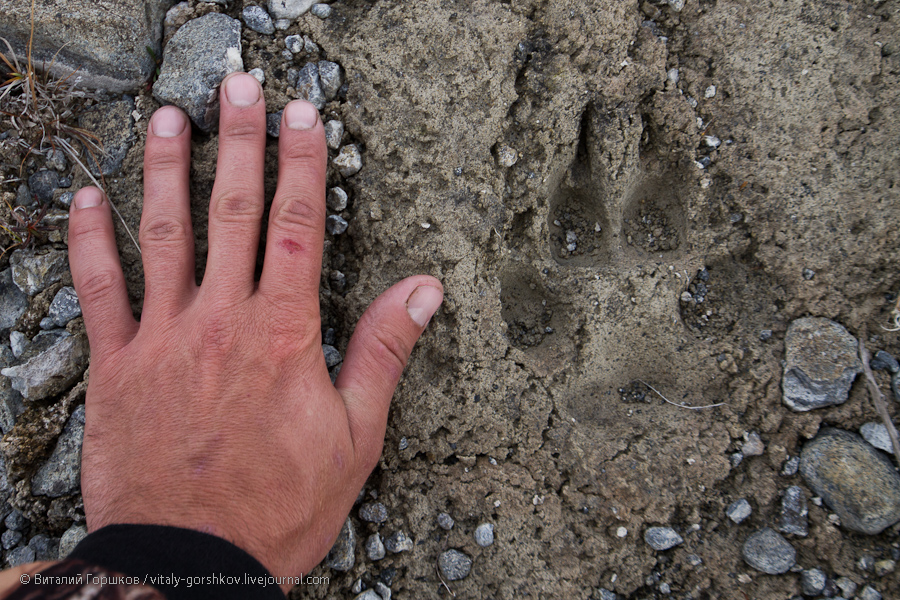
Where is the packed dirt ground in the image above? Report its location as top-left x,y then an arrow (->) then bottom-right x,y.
1,0 -> 899,598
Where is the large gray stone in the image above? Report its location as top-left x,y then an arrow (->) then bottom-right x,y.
153,13 -> 243,131
47,287 -> 82,328
0,269 -> 28,332
1,335 -> 89,401
58,523 -> 88,558
800,428 -> 900,534
0,0 -> 174,93
31,405 -> 85,497
742,527 -> 796,574
782,317 -> 862,411
78,98 -> 136,176
438,549 -> 472,581
9,249 -> 68,296
323,517 -> 355,572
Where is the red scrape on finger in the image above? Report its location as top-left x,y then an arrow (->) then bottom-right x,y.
280,238 -> 304,254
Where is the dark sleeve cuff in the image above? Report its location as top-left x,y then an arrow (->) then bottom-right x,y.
69,524 -> 286,600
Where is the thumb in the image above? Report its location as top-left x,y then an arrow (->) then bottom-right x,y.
335,275 -> 443,460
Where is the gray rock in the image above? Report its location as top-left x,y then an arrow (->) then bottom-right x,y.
0,380 -> 24,435
46,149 -> 67,172
374,582 -> 391,600
782,456 -> 800,476
78,98 -> 136,176
384,530 -> 412,553
742,431 -> 765,456
497,145 -> 518,167
28,171 -> 59,204
266,112 -> 282,138
242,5 -> 275,34
351,579 -> 364,595
268,0 -> 317,20
9,248 -> 68,296
643,526 -> 683,551
860,422 -> 894,454
326,215 -> 349,236
353,591 -> 379,600
274,18 -> 291,30
858,586 -> 882,600
782,317 -> 862,411
56,192 -> 74,209
870,350 -> 899,373
48,287 -> 81,328
438,549 -> 472,581
779,485 -> 808,537
153,13 -> 244,131
295,63 -> 325,110
5,509 -> 27,531
835,576 -> 857,598
873,559 -> 895,576
1,530 -> 21,550
800,428 -> 900,534
324,120 -> 344,150
365,533 -> 385,561
741,527 -> 796,574
8,333 -> 25,359
21,329 -> 70,362
249,68 -> 265,85
6,545 -> 35,567
437,512 -> 455,530
800,568 -> 826,596
474,523 -> 494,547
28,534 -> 59,561
58,523 -> 88,558
303,36 -> 319,54
285,35 -> 304,54
597,589 -> 620,600
311,3 -> 332,18
318,61 -> 342,101
359,502 -> 387,523
32,405 -> 85,497
326,188 -> 349,214
0,0 -> 171,93
0,270 -> 27,334
322,344 -> 342,368
726,498 -> 752,524
859,554 -> 875,571
323,517 -> 355,571
334,145 -> 362,177
2,335 -> 89,401
893,372 -> 900,405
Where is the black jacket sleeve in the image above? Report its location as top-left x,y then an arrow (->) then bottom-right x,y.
69,524 -> 286,600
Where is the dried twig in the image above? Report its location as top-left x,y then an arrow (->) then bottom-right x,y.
435,564 -> 455,597
636,380 -> 725,410
859,337 -> 900,465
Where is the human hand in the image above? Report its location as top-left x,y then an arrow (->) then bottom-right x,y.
67,72 -> 442,587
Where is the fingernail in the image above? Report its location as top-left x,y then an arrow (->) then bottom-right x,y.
74,188 -> 104,210
406,285 -> 443,327
284,100 -> 318,130
224,72 -> 261,107
151,106 -> 187,138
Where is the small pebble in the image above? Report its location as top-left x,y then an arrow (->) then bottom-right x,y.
835,576 -> 857,598
704,85 -> 716,98
759,329 -> 773,341
858,586 -> 882,600
873,559 -> 895,576
616,526 -> 627,538
334,145 -> 362,177
56,192 -> 74,208
437,512 -> 454,530
351,578 -> 364,595
383,530 -> 412,553
658,582 -> 670,594
311,3 -> 332,18
598,590 -> 619,600
643,527 -> 683,551
285,34 -> 304,54
726,498 -> 752,524
438,549 -> 472,581
47,287 -> 81,328
858,555 -> 875,571
249,68 -> 265,85
870,350 -> 899,373
324,120 -> 344,150
474,523 -> 494,547
266,112 -> 282,138
274,18 -> 291,30
781,456 -> 800,476
327,187 -> 348,212
6,546 -> 35,567
730,452 -> 744,468
365,533 -> 385,561
303,36 -> 319,54
742,527 -> 796,574
1,530 -> 21,550
497,145 -> 518,167
296,63 -> 325,110
242,5 -> 275,34
318,61 -> 342,101
742,431 -> 765,456
800,568 -> 826,596
802,268 -> 815,280
326,215 -> 349,236
359,502 -> 388,523
374,582 -> 391,600
5,510 -> 27,532
666,68 -> 679,84
7,330 -> 24,357
687,554 -> 702,566
322,344 -> 342,368
779,485 -> 808,537
353,591 -> 379,600
398,437 -> 408,451
860,422 -> 894,454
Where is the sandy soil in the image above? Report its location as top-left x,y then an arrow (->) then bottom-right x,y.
2,0 -> 900,598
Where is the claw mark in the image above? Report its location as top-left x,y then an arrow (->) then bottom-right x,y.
280,238 -> 304,254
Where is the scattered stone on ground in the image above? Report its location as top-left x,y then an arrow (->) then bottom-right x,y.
266,111 -> 282,138
327,187 -> 348,212
437,512 -> 454,530
359,502 -> 387,524
781,456 -> 800,476
860,422 -> 894,454
438,549 -> 472,581
496,145 -> 518,167
6,546 -> 35,567
326,215 -> 349,236
28,534 -> 59,561
9,249 -> 68,296
47,287 -> 81,328
242,5 -> 275,34
322,344 -> 342,369
31,405 -> 85,497
57,523 -> 88,558
836,577 -> 858,598
741,431 -> 765,457
28,171 -> 59,204
870,350 -> 899,373
78,98 -> 136,176
153,13 -> 243,131
782,317 -> 863,411
800,428 -> 900,534
323,517 -> 355,571
325,120 -> 344,150
365,533 -> 385,561
318,61 -> 343,101
800,568 -> 826,596
295,63 -> 325,110
0,270 -> 27,333
779,486 -> 808,537
858,586 -> 883,600
741,528 -> 796,574
1,335 -> 88,401
333,145 -> 362,177
726,498 -> 751,524
474,523 -> 494,547
644,527 -> 683,551
384,530 -> 412,553
311,3 -> 332,19
267,0 -> 316,20
353,590 -> 378,600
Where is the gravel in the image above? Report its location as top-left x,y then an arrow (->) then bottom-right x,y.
800,428 -> 900,534
782,317 -> 863,411
870,350 -> 899,373
249,68 -> 265,84
242,5 -> 275,34
383,530 -> 412,553
327,187 -> 348,212
858,586 -> 882,600
266,111 -> 282,138
437,512 -> 454,530
322,344 -> 342,368
497,145 -> 518,167
779,485 -> 808,537
323,517 -> 355,571
295,63 -> 325,110
1,530 -> 21,550
47,287 -> 81,328
325,120 -> 344,150
474,523 -> 494,547
781,456 -> 800,476
0,269 -> 28,332
152,13 -> 243,131
334,145 -> 362,177
78,98 -> 136,176
860,422 -> 894,454
438,549 -> 472,581
311,3 -> 332,18
5,510 -> 27,531
267,0 -> 317,20
326,215 -> 349,236
359,502 -> 388,523
28,170 -> 59,204
365,533 -> 385,561
6,545 -> 35,567
318,61 -> 343,100
353,590 -> 379,600
800,568 -> 826,596
741,527 -> 796,574
10,248 -> 68,296
285,35 -> 303,54
835,577 -> 857,598
31,405 -> 86,497
726,498 -> 751,524
2,335 -> 89,401
28,533 -> 59,561
643,527 -> 683,551
374,582 -> 391,600
58,523 -> 88,558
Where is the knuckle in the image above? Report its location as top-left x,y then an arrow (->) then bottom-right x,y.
272,194 -> 323,234
196,314 -> 240,359
144,145 -> 186,174
369,325 -> 410,379
139,215 -> 190,246
69,218 -> 109,245
212,188 -> 262,222
282,138 -> 326,167
76,269 -> 122,307
221,116 -> 264,143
